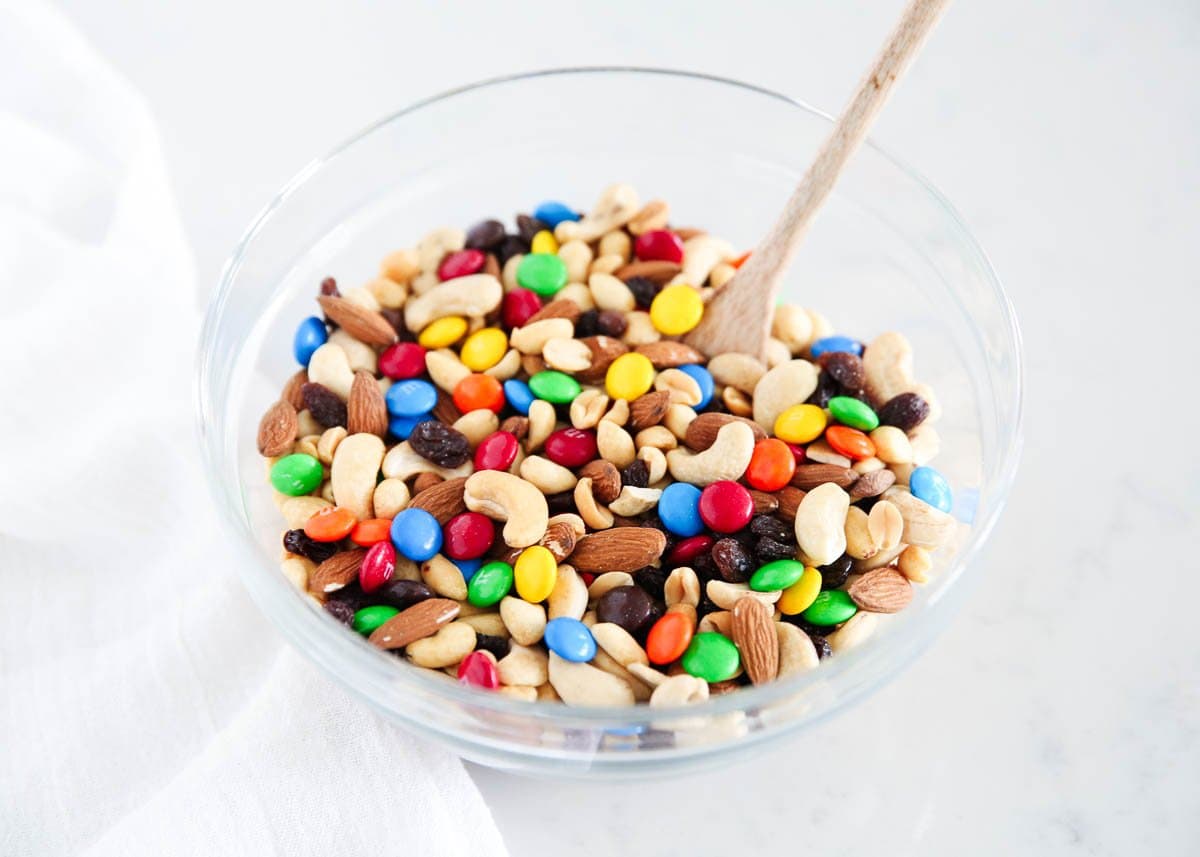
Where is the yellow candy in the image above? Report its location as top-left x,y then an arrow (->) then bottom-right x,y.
531,230 -> 559,255
605,352 -> 656,401
649,284 -> 704,335
459,327 -> 508,371
418,316 -> 468,348
778,567 -> 822,615
774,404 -> 827,444
514,545 -> 558,603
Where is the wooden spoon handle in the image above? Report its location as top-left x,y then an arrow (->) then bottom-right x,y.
684,0 -> 952,359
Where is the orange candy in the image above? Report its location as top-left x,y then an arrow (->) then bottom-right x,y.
453,373 -> 505,413
745,438 -> 796,492
824,425 -> 876,461
304,506 -> 357,542
646,610 -> 695,665
350,518 -> 393,546
730,250 -> 752,269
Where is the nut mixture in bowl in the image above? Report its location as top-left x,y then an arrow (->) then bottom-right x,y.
260,183 -> 956,708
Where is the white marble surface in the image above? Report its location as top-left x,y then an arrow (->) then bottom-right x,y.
58,0 -> 1200,852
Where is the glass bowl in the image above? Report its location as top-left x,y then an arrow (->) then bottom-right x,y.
197,68 -> 1022,778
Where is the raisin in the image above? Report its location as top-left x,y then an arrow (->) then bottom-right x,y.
515,214 -> 548,243
806,371 -> 839,408
380,308 -> 409,338
409,420 -> 471,467
782,614 -> 830,637
750,515 -> 793,544
818,352 -> 865,391
819,554 -> 854,589
546,491 -> 577,516
325,583 -> 370,612
283,529 -> 339,563
319,277 -> 339,297
621,459 -> 649,489
632,565 -> 670,600
497,235 -> 528,265
625,276 -> 659,309
641,515 -> 676,554
755,537 -> 796,563
574,309 -> 599,337
324,599 -> 356,626
301,382 -> 347,427
465,219 -> 506,250
475,634 -> 511,660
595,310 -> 628,338
878,392 -> 930,431
810,634 -> 833,659
711,538 -> 753,583
372,579 -> 435,610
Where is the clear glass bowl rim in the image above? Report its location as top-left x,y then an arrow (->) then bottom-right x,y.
197,66 -> 1024,726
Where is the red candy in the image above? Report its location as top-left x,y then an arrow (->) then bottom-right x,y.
350,518 -> 393,546
745,438 -> 796,492
786,442 -> 807,466
502,288 -> 543,329
457,650 -> 500,689
667,535 -> 714,567
437,248 -> 485,281
634,229 -> 685,264
474,431 -> 519,472
698,480 -> 754,533
453,373 -> 505,413
825,425 -> 876,461
379,342 -> 427,380
543,428 -> 598,468
443,512 -> 495,560
304,506 -> 357,542
359,540 -> 396,593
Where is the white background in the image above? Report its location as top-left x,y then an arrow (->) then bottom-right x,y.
57,0 -> 1199,853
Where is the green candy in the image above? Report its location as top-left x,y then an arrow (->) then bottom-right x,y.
468,560 -> 513,607
828,396 -> 879,431
270,453 -> 323,496
516,253 -> 569,296
529,370 -> 581,404
681,632 -> 741,683
352,605 -> 399,635
749,559 -> 805,592
801,590 -> 858,626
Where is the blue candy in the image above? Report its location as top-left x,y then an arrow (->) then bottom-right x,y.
388,413 -> 429,440
678,364 -> 714,410
390,508 -> 443,561
909,466 -> 953,513
503,379 -> 535,415
543,617 -> 597,663
450,557 -> 483,582
385,379 -> 438,417
810,335 -> 863,358
533,201 -> 579,228
658,482 -> 704,537
293,316 -> 327,366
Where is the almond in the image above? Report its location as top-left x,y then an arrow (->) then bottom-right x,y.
614,259 -> 681,284
774,486 -> 806,522
568,528 -> 666,573
483,252 -> 501,279
411,471 -> 445,495
499,415 -> 529,440
257,399 -> 298,457
526,298 -> 582,325
308,549 -> 366,594
317,295 -> 397,347
578,460 -> 621,504
748,489 -> 778,516
409,476 -> 468,523
432,389 -> 462,425
634,341 -> 705,369
731,597 -> 778,685
790,464 -> 859,491
538,520 -> 578,562
847,567 -> 913,613
849,468 -> 896,500
368,598 -> 461,649
628,390 -> 671,431
683,412 -> 767,451
281,369 -> 308,412
347,370 -> 388,437
577,336 -> 629,382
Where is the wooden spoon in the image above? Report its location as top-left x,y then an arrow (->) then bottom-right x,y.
683,0 -> 951,360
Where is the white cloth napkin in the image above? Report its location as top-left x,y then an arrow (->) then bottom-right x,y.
0,3 -> 508,855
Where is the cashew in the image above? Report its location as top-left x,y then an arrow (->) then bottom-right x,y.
406,621 -> 475,669
638,446 -> 668,484
597,420 -> 636,468
665,566 -> 701,608
591,622 -> 649,668
500,596 -> 547,646
863,331 -> 915,405
306,343 -> 354,399
280,496 -> 331,529
525,400 -> 556,452
453,409 -> 499,448
463,470 -> 549,548
484,348 -> 522,381
608,486 -> 662,516
654,368 -> 703,406
705,580 -> 782,611
548,652 -> 636,706
806,439 -> 851,467
588,272 -> 636,312
794,482 -> 849,566
425,348 -> 471,392
316,426 -> 347,464
666,421 -> 755,486
752,359 -> 819,430
365,275 -> 407,310
569,388 -> 609,429
586,571 -> 634,603
627,662 -> 670,689
554,183 -> 640,243
410,270 -> 439,296
898,545 -> 933,583
382,441 -> 473,482
869,426 -> 913,464
519,455 -> 577,494
403,274 -> 502,332
634,426 -> 677,451
416,226 -> 465,272
882,486 -> 956,549
574,478 -> 614,530
381,248 -> 419,285
328,328 -> 378,374
663,404 -> 697,440
558,239 -> 593,282
421,554 -> 468,600
329,433 -> 384,520
776,622 -> 820,677
542,337 -> 592,373
280,557 -> 312,591
707,352 -> 766,394
677,234 -> 734,288
547,564 -> 588,620
771,305 -> 814,354
650,674 -> 709,708
626,199 -> 669,236
458,612 -> 508,638
510,317 -> 574,354
621,311 -> 660,345
827,611 -> 879,653
497,643 -> 549,686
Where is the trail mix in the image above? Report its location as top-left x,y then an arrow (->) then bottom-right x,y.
261,184 -> 957,707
